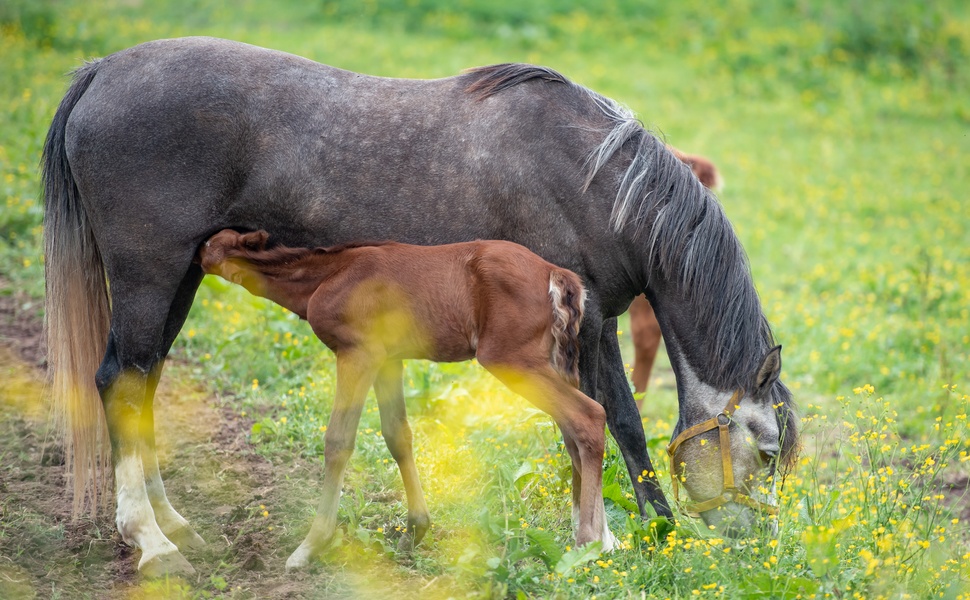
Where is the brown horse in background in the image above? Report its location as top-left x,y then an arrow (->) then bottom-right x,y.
197,229 -> 616,568
630,150 -> 722,405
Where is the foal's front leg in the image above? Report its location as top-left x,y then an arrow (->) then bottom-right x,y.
286,347 -> 380,570
373,360 -> 431,552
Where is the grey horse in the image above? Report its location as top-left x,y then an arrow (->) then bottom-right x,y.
42,37 -> 797,575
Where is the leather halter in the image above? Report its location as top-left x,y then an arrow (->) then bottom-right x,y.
666,389 -> 779,517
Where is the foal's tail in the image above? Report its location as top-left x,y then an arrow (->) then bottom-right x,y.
42,60 -> 112,518
548,269 -> 587,387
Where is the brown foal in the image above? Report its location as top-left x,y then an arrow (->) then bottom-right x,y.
197,229 -> 615,569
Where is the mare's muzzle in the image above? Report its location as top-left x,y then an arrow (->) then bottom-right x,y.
666,390 -> 778,518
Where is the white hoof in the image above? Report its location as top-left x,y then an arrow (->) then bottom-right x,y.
285,541 -> 314,571
138,548 -> 195,578
165,524 -> 207,551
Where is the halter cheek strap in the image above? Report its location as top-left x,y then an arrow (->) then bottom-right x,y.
666,389 -> 779,518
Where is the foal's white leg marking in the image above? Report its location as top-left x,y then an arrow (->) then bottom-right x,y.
600,497 -> 618,552
115,454 -> 194,576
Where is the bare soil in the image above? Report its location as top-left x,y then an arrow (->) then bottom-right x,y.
0,286 -> 438,599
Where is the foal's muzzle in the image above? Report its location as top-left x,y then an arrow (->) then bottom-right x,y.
666,390 -> 779,518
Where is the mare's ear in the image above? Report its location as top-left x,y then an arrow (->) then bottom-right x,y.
754,345 -> 782,397
241,230 -> 270,251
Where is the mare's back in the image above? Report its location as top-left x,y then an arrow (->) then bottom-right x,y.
67,38 -> 614,268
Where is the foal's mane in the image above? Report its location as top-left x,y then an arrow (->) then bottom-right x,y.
463,64 -> 798,465
232,238 -> 395,268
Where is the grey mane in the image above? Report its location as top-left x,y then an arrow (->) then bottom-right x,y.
465,64 -> 798,464
579,80 -> 798,465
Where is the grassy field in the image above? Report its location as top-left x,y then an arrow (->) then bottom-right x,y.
1,0 -> 969,597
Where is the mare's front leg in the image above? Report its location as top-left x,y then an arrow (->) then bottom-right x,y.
597,320 -> 673,519
373,360 -> 431,552
286,347 -> 380,570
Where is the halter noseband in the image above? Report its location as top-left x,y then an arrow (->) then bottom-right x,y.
666,390 -> 779,518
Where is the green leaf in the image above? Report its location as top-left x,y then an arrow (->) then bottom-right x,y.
554,541 -> 602,577
741,573 -> 820,599
513,460 -> 539,493
524,528 -> 562,569
602,480 -> 638,513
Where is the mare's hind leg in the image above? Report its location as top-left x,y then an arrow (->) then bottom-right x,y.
97,289 -> 195,575
140,266 -> 207,551
287,347 -> 381,570
373,360 -> 430,552
141,365 -> 205,551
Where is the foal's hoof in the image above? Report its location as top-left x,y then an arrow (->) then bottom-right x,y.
396,533 -> 417,555
166,524 -> 206,551
285,542 -> 317,571
138,549 -> 196,578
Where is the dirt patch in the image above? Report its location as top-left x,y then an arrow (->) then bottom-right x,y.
0,290 -> 363,599
0,284 -> 457,599
0,281 -> 45,368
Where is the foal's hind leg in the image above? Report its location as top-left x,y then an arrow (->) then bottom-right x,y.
480,358 -> 610,549
628,296 -> 662,399
287,347 -> 381,570
373,360 -> 430,552
561,427 -> 618,551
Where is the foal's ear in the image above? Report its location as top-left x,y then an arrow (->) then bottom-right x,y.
754,345 -> 782,396
241,230 -> 270,251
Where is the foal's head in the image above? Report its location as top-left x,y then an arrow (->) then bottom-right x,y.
196,229 -> 271,292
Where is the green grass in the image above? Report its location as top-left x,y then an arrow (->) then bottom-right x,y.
2,0 -> 969,597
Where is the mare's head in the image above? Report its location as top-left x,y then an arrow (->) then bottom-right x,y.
572,88 -> 798,532
666,344 -> 796,534
197,229 -> 270,293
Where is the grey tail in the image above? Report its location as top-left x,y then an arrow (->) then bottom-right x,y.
42,59 -> 113,518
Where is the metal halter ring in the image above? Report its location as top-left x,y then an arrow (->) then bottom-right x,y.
666,390 -> 779,518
